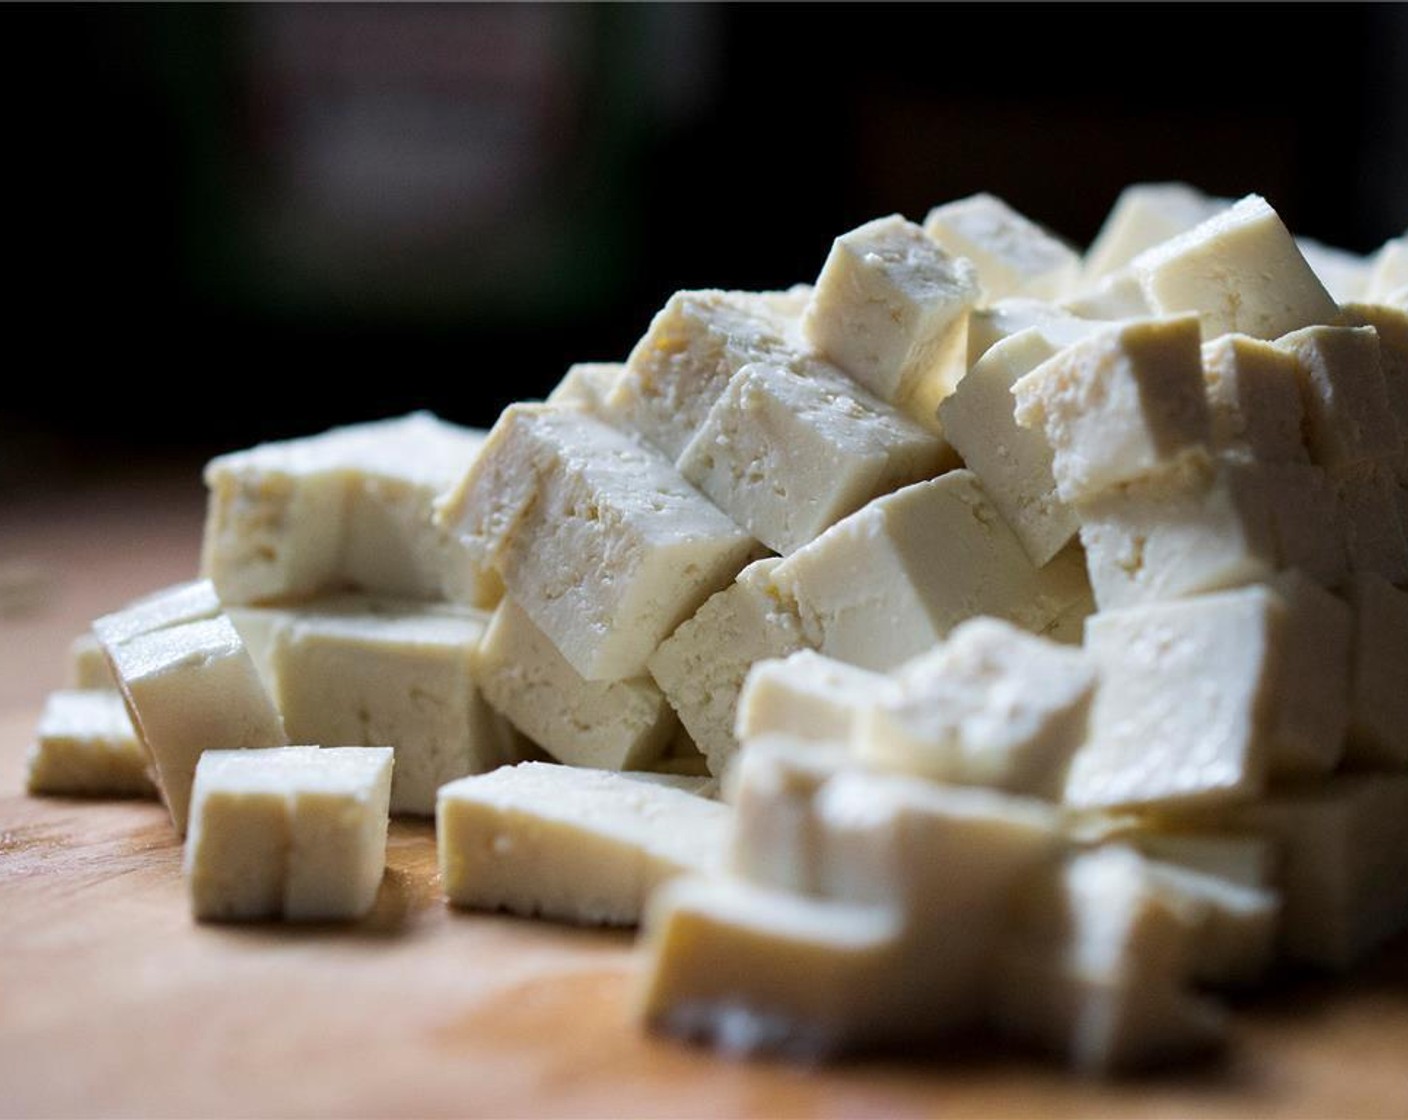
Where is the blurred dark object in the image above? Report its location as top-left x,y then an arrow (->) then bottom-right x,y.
2,3 -> 1405,478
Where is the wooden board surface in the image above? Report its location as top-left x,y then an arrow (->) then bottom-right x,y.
6,471 -> 1408,1118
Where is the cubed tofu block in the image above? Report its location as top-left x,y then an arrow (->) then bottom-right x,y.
677,361 -> 946,554
1144,859 -> 1279,988
1201,334 -> 1309,463
437,404 -> 758,681
1128,194 -> 1338,340
648,559 -> 809,777
637,875 -> 909,1059
1330,461 -> 1408,582
1081,182 -> 1229,285
604,290 -> 805,460
269,604 -> 517,816
437,762 -> 730,926
1075,457 -> 1277,611
202,413 -> 494,608
184,746 -> 393,922
965,298 -> 1108,369
1259,463 -> 1349,586
477,596 -> 675,772
856,618 -> 1096,798
1275,325 -> 1402,470
1011,314 -> 1212,505
923,193 -> 1081,302
802,214 -> 979,403
993,847 -> 1225,1074
772,471 -> 1091,671
1367,236 -> 1408,303
105,615 -> 288,835
1233,774 -> 1408,969
545,361 -> 624,415
91,579 -> 223,647
1345,574 -> 1408,768
939,328 -> 1079,565
1341,304 -> 1408,479
1297,237 -> 1373,304
67,632 -> 117,691
734,650 -> 887,748
26,690 -> 155,798
1067,588 -> 1286,812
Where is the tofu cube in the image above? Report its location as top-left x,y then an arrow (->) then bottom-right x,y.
1330,461 -> 1408,582
67,632 -> 117,691
184,746 -> 393,922
856,618 -> 1097,798
1128,194 -> 1338,340
939,328 -> 1079,565
1012,314 -> 1212,505
965,297 -> 1108,369
105,615 -> 288,835
1201,334 -> 1309,463
604,290 -> 805,460
1345,574 -> 1408,768
1081,182 -> 1229,285
922,193 -> 1081,302
772,471 -> 1092,671
648,558 -> 810,777
677,361 -> 945,555
1367,236 -> 1408,303
545,361 -> 624,415
1297,237 -> 1373,304
477,596 -> 675,772
91,579 -> 223,647
269,604 -> 517,816
26,690 -> 155,798
1259,463 -> 1349,586
801,214 -> 979,404
437,404 -> 757,681
436,762 -> 730,926
734,650 -> 886,748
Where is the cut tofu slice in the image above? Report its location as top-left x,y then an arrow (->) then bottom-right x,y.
104,614 -> 288,835
436,404 -> 758,681
1011,314 -> 1212,505
1143,859 -> 1279,988
268,604 -> 520,816
604,290 -> 806,461
545,361 -> 624,415
202,413 -> 494,608
1127,194 -> 1338,341
802,213 -> 979,404
638,875 -> 909,1059
939,328 -> 1079,566
1329,461 -> 1408,583
184,746 -> 393,922
1345,573 -> 1408,768
1201,334 -> 1310,464
648,559 -> 809,778
772,471 -> 1092,671
67,632 -> 118,691
734,650 -> 886,748
856,618 -> 1096,798
477,596 -> 675,772
1367,236 -> 1408,303
1081,182 -> 1229,285
26,690 -> 155,799
676,360 -> 946,555
964,297 -> 1109,369
436,762 -> 730,926
91,579 -> 223,647
923,193 -> 1081,302
1297,237 -> 1373,304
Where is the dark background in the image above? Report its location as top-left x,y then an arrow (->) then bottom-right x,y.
3,3 -> 1406,491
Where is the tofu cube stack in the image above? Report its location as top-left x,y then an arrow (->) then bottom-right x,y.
28,184 -> 1408,1075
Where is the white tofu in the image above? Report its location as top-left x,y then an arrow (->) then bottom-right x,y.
1144,859 -> 1279,988
1011,314 -> 1212,505
1367,236 -> 1408,303
939,328 -> 1078,565
67,632 -> 117,691
545,361 -> 623,415
1275,325 -> 1402,469
26,690 -> 155,799
965,298 -> 1108,368
184,746 -> 393,922
922,193 -> 1081,302
1061,270 -> 1154,321
105,615 -> 288,835
91,579 -> 223,647
677,361 -> 946,555
436,404 -> 757,681
1132,833 -> 1276,891
1341,303 -> 1408,480
1297,237 -> 1373,304
1345,574 -> 1408,768
269,604 -> 517,816
1075,457 -> 1276,611
1201,334 -> 1310,463
436,761 -> 730,926
772,471 -> 1092,671
1259,462 -> 1349,586
1081,182 -> 1229,285
734,650 -> 886,748
604,290 -> 806,460
1128,194 -> 1338,340
802,214 -> 979,404
638,875 -> 909,1059
1330,461 -> 1408,582
1232,774 -> 1408,969
647,559 -> 809,777
202,413 -> 494,608
1066,588 -> 1285,812
477,596 -> 675,772
856,618 -> 1096,798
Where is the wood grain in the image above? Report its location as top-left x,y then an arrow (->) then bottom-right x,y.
5,471 -> 1408,1117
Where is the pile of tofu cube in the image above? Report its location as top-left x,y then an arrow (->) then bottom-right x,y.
27,183 -> 1408,1074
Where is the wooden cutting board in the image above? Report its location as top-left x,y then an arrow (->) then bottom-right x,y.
6,470 -> 1408,1118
